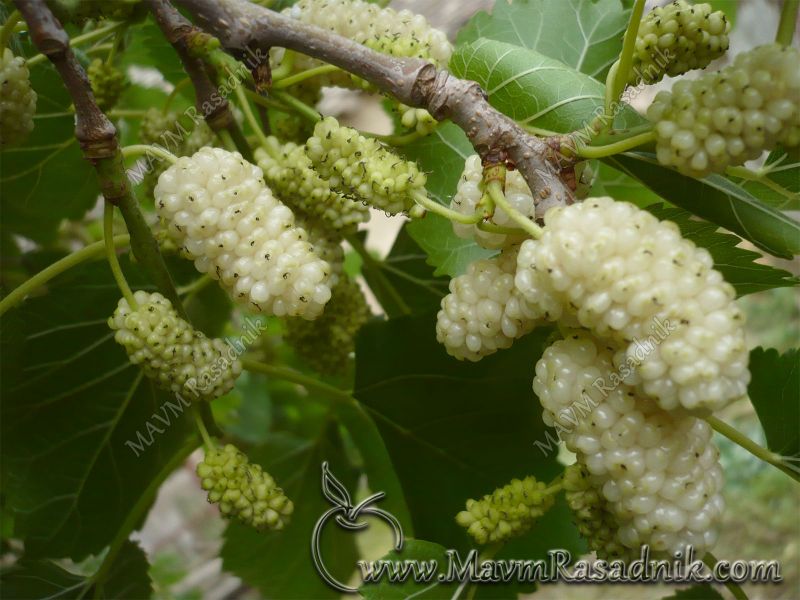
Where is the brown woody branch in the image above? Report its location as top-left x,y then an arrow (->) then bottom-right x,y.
174,0 -> 575,215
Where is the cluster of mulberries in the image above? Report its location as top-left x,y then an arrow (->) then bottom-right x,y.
450,155 -> 536,249
630,0 -> 730,85
285,277 -> 371,375
0,48 -> 36,147
88,58 -> 127,110
108,291 -> 241,401
515,197 -> 749,413
197,444 -> 294,531
154,147 -> 334,319
436,246 -> 540,362
455,476 -> 556,545
254,139 -> 369,233
647,43 -> 800,177
534,334 -> 725,557
305,117 -> 428,215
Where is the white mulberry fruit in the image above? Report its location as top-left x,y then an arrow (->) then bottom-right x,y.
1,48 -> 36,147
515,197 -> 749,412
108,291 -> 241,401
450,155 -> 536,249
436,246 -> 540,361
647,43 -> 800,177
255,139 -> 369,233
154,147 -> 334,319
631,0 -> 730,85
306,116 -> 427,215
197,444 -> 293,531
534,333 -> 725,557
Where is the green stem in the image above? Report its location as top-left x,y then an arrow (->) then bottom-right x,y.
706,415 -> 800,483
487,181 -> 543,239
272,90 -> 321,123
273,64 -> 340,88
105,26 -> 126,65
0,235 -> 130,317
606,0 -> 645,113
108,109 -> 148,119
412,191 -> 482,225
241,356 -> 352,401
177,274 -> 213,297
232,76 -> 270,149
375,128 -> 434,146
726,165 -> 798,201
270,49 -> 295,80
703,552 -> 749,600
193,404 -> 216,450
0,9 -> 21,49
218,128 -> 237,152
776,0 -> 799,45
104,203 -> 137,308
164,77 -> 192,113
121,144 -> 179,164
27,22 -> 126,67
245,88 -> 293,115
575,130 -> 655,158
346,234 -> 411,318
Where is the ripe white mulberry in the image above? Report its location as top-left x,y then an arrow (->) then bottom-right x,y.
197,443 -> 293,531
1,48 -> 36,147
647,43 -> 800,177
515,197 -> 749,412
108,291 -> 241,401
455,476 -> 556,545
254,139 -> 369,233
436,246 -> 540,361
534,333 -> 725,557
154,147 -> 334,319
305,117 -> 428,215
631,0 -> 730,85
451,155 -> 536,249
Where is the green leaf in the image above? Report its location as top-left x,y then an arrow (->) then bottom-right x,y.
120,18 -> 189,89
607,153 -> 800,259
590,162 -> 664,207
359,539 -> 455,599
456,0 -> 630,81
221,427 -> 359,599
99,541 -> 154,599
727,147 -> 800,211
0,257 -> 204,560
707,0 -> 736,26
646,204 -> 798,297
748,347 -> 799,461
662,584 -> 725,599
450,40 -> 645,133
354,313 -> 574,551
405,123 -> 495,277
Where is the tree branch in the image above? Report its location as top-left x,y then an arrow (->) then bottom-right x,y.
174,0 -> 575,215
14,0 -> 185,314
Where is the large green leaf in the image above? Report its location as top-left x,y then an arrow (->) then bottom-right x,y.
456,0 -> 630,81
748,347 -> 799,461
727,147 -> 800,211
647,205 -> 798,297
607,153 -> 800,259
405,123 -> 495,278
0,257 -> 205,560
450,39 -> 645,133
354,313 -> 572,552
359,539 -> 454,599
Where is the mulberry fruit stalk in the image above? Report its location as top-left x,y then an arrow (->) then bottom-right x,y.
534,333 -> 724,558
108,291 -> 241,401
306,117 -> 428,215
630,0 -> 730,85
515,197 -> 749,412
456,476 -> 556,545
0,48 -> 36,147
197,444 -> 293,530
451,155 -> 536,249
88,58 -> 127,111
154,147 -> 334,319
436,246 -> 540,361
647,43 -> 800,177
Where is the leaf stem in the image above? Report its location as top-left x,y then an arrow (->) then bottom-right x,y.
273,63 -> 340,88
487,181 -> 543,239
164,77 -> 192,113
0,234 -> 130,317
121,144 -> 179,164
0,9 -> 21,49
606,0 -> 646,114
27,22 -> 126,67
272,89 -> 321,123
104,202 -> 137,308
193,404 -> 216,449
375,128 -> 435,146
412,191 -> 482,225
705,415 -> 800,483
241,356 -> 352,401
232,74 -> 270,149
776,0 -> 799,45
575,130 -> 655,158
703,552 -> 749,600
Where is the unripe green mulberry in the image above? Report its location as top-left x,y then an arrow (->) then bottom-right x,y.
306,117 -> 428,215
455,476 -> 556,545
108,291 -> 242,401
139,108 -> 180,146
1,48 -> 37,147
285,277 -> 370,375
630,0 -> 730,85
197,444 -> 293,531
255,139 -> 370,233
293,213 -> 345,279
647,43 -> 800,177
88,59 -> 127,111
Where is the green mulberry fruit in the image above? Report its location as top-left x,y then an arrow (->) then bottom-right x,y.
197,443 -> 293,531
1,48 -> 36,147
88,59 -> 127,111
